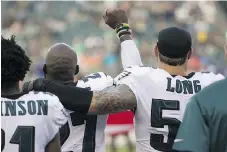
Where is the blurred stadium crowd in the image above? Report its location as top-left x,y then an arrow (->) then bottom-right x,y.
1,1 -> 227,151
2,1 -> 227,81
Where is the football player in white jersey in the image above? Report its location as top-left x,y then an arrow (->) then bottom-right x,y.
41,43 -> 113,152
103,9 -> 225,151
22,9 -> 225,152
36,10 -> 139,151
1,36 -> 67,152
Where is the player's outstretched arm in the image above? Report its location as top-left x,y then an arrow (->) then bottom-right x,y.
88,84 -> 137,115
22,79 -> 93,113
22,78 -> 136,114
103,9 -> 143,68
45,132 -> 61,152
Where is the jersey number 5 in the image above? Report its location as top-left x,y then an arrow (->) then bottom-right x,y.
1,126 -> 35,152
150,99 -> 180,151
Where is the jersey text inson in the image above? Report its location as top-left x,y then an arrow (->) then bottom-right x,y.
1,100 -> 48,116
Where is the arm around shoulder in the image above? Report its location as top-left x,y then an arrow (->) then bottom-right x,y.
88,84 -> 137,115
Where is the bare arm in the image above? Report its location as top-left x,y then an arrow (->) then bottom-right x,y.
45,132 -> 61,152
120,34 -> 143,68
88,84 -> 137,115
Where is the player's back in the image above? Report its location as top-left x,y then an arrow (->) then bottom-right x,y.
1,91 -> 67,152
61,72 -> 113,152
115,66 -> 224,152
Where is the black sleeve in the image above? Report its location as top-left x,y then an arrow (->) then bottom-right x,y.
45,81 -> 93,113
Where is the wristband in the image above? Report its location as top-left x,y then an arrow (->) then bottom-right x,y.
115,23 -> 132,39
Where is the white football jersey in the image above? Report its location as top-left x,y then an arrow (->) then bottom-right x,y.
1,91 -> 67,152
61,72 -> 113,152
115,66 -> 224,152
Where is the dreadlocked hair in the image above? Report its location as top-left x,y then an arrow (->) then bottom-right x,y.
1,35 -> 32,88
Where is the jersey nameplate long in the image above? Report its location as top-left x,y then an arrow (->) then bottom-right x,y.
115,66 -> 224,152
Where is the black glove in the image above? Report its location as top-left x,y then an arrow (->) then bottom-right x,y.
22,78 -> 50,93
22,81 -> 32,93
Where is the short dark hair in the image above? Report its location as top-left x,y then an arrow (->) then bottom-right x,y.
159,53 -> 187,66
46,57 -> 75,81
1,35 -> 32,88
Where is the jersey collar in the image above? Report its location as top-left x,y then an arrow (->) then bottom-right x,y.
171,72 -> 195,79
1,93 -> 26,99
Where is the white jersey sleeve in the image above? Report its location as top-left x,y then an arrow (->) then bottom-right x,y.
115,66 -> 150,102
61,72 -> 114,152
77,72 -> 114,91
202,71 -> 224,83
121,40 -> 143,69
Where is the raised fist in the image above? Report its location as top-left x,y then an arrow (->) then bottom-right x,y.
103,9 -> 128,29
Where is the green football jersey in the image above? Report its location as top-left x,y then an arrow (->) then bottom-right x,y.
173,78 -> 227,152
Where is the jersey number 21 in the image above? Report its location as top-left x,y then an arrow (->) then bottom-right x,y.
2,126 -> 35,152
